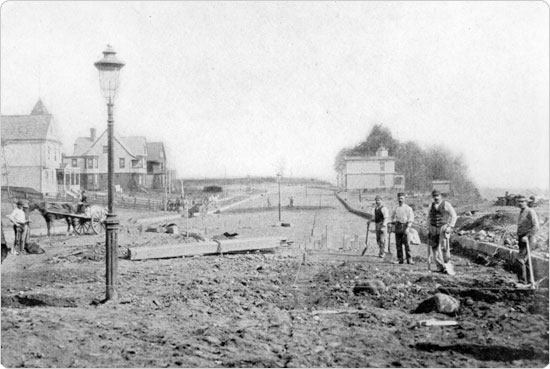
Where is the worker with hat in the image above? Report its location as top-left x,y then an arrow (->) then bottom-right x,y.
374,195 -> 390,258
391,192 -> 415,264
427,189 -> 457,274
515,195 -> 539,286
5,200 -> 29,255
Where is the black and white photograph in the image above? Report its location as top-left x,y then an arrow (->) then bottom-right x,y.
1,1 -> 548,367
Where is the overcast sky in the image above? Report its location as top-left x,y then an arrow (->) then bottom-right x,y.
1,1 -> 548,188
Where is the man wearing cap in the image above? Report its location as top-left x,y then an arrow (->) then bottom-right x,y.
527,195 -> 536,208
5,200 -> 29,255
391,192 -> 415,264
374,195 -> 390,258
428,189 -> 457,274
516,195 -> 539,286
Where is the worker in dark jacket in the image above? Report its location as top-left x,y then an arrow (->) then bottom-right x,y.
516,195 -> 539,286
427,190 -> 457,274
374,195 -> 390,258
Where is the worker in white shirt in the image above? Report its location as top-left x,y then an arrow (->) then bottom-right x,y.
6,200 -> 29,255
391,192 -> 415,264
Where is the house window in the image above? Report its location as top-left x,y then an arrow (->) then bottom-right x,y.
380,174 -> 385,187
47,146 -> 51,160
72,159 -> 77,167
119,158 -> 125,168
380,161 -> 385,172
54,148 -> 57,161
132,159 -> 141,168
94,158 -> 98,168
87,158 -> 93,169
103,146 -> 108,153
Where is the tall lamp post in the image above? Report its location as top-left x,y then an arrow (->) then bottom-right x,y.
277,172 -> 282,222
94,45 -> 125,301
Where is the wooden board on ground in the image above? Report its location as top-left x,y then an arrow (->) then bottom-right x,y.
128,236 -> 284,261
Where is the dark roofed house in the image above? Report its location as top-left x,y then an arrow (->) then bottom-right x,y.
146,142 -> 167,189
64,128 -> 153,192
1,99 -> 66,195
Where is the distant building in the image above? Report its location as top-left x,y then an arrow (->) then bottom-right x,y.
146,142 -> 167,190
432,180 -> 452,195
64,128 -> 172,193
336,147 -> 405,191
1,99 -> 66,195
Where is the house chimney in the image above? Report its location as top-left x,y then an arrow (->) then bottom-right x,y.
90,128 -> 96,141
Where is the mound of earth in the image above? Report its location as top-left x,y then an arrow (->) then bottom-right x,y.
458,212 -> 517,233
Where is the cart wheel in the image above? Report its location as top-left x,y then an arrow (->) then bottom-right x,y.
73,218 -> 87,235
91,216 -> 105,235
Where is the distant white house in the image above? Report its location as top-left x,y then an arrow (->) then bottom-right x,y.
1,99 -> 68,195
337,147 -> 405,191
432,180 -> 452,195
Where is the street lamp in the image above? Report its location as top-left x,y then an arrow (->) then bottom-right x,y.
277,172 -> 282,222
94,45 -> 125,301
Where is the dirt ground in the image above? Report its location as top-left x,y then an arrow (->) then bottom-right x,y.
1,186 -> 549,367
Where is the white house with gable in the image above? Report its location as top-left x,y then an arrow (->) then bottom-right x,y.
337,147 -> 405,191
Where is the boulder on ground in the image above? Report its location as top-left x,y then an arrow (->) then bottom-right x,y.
353,279 -> 386,296
25,242 -> 45,254
413,293 -> 460,315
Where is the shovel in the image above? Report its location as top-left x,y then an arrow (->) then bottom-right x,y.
360,221 -> 371,256
384,223 -> 394,263
427,242 -> 432,271
442,231 -> 456,276
525,237 -> 536,289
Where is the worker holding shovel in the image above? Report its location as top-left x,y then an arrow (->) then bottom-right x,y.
373,195 -> 390,258
515,195 -> 540,288
427,190 -> 457,275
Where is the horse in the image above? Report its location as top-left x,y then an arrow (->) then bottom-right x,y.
27,200 -> 77,236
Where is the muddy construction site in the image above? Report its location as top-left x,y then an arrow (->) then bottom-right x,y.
1,185 -> 549,367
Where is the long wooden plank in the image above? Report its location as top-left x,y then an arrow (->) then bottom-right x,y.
129,241 -> 219,260
128,237 -> 283,261
215,237 -> 283,253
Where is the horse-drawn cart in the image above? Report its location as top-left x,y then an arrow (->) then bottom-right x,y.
45,209 -> 106,235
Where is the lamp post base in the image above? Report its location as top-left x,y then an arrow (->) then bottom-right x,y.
104,215 -> 119,301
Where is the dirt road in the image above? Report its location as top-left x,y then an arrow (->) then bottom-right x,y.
1,186 -> 548,367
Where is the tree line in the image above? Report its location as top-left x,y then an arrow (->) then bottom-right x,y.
334,125 -> 480,197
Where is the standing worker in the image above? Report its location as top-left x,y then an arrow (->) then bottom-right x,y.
515,195 -> 539,287
391,192 -> 415,264
374,195 -> 390,258
427,190 -> 457,274
5,200 -> 28,255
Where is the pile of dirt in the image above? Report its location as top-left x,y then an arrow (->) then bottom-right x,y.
458,212 -> 517,233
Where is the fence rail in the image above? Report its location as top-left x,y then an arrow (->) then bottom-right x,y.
3,187 -> 249,213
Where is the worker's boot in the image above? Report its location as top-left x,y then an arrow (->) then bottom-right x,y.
407,258 -> 415,265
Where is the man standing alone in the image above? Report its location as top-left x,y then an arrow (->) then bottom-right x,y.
516,195 -> 539,286
391,192 -> 415,264
374,195 -> 390,258
6,200 -> 28,255
428,190 -> 457,274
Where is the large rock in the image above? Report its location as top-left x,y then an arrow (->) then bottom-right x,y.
353,279 -> 386,296
414,293 -> 460,315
